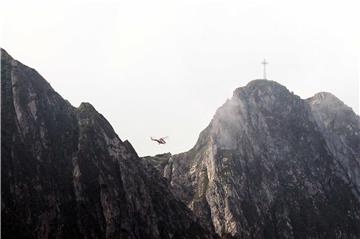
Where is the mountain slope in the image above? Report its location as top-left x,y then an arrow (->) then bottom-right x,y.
307,92 -> 360,198
1,49 -> 216,239
145,80 -> 360,238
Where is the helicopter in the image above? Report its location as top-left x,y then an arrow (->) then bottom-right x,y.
151,136 -> 168,144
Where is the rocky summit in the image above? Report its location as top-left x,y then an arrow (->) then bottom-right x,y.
1,49 -> 216,239
144,80 -> 360,238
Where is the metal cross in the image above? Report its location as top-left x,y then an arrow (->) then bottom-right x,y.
261,59 -> 268,79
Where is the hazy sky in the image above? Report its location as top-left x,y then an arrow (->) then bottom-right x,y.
1,0 -> 359,156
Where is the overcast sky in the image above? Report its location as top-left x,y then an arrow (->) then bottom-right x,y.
1,0 -> 359,156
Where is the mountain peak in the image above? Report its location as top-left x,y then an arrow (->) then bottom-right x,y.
1,47 -> 12,59
150,79 -> 360,238
233,79 -> 290,99
1,48 -> 18,68
308,91 -> 345,107
78,102 -> 97,112
246,79 -> 283,88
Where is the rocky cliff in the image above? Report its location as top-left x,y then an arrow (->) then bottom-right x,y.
307,92 -> 360,199
1,49 -> 216,239
144,80 -> 360,238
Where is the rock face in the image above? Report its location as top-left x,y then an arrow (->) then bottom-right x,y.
307,92 -> 360,198
1,49 -> 216,239
145,80 -> 360,238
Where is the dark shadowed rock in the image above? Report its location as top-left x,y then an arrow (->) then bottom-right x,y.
1,48 -> 217,239
146,80 -> 360,238
142,153 -> 172,173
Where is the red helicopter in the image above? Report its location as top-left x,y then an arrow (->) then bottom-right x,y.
151,136 -> 168,145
